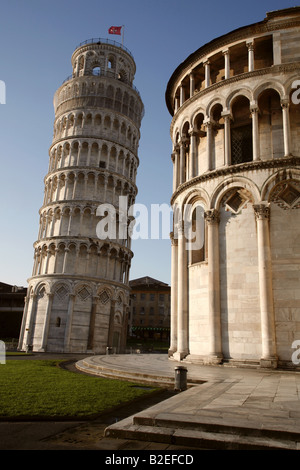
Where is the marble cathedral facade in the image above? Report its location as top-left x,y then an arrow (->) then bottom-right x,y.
166,8 -> 300,368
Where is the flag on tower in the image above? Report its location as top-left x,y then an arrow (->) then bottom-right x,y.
108,26 -> 122,35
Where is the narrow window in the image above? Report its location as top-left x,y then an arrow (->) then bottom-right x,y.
92,66 -> 101,76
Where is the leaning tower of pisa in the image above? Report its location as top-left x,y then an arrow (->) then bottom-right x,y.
18,38 -> 144,353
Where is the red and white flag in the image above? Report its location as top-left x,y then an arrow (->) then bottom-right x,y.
108,26 -> 122,35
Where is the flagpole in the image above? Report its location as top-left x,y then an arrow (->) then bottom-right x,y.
122,25 -> 125,48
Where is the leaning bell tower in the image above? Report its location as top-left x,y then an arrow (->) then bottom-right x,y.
18,38 -> 144,353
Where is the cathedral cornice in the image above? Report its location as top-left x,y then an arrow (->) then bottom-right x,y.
166,9 -> 300,114
170,156 -> 300,204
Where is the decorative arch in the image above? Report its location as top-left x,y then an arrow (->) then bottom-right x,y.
261,168 -> 300,202
226,87 -> 253,110
211,175 -> 260,210
253,80 -> 285,102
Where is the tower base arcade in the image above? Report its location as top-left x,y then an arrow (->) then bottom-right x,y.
19,276 -> 129,354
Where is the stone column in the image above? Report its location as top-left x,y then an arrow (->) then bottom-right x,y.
223,49 -> 230,79
179,140 -> 186,184
169,232 -> 178,356
72,174 -> 78,199
253,203 -> 277,368
180,83 -> 185,107
222,112 -> 232,166
24,293 -> 37,349
247,40 -> 254,72
171,152 -> 178,192
107,299 -> 116,348
77,142 -> 82,166
204,120 -> 212,171
64,293 -> 75,352
205,209 -> 223,364
87,296 -> 98,351
189,72 -> 195,97
62,247 -> 70,273
173,223 -> 188,360
281,100 -> 291,156
40,293 -> 54,351
250,104 -> 260,161
188,129 -> 197,179
204,60 -> 210,88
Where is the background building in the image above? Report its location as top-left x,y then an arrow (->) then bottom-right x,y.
166,7 -> 300,368
129,276 -> 170,341
18,38 -> 144,353
0,282 -> 27,339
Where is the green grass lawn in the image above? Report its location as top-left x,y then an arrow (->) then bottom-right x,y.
0,360 -> 157,419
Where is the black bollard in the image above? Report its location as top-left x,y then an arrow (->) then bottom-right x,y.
174,366 -> 188,391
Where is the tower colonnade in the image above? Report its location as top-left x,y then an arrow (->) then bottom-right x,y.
167,8 -> 300,369
18,39 -> 144,354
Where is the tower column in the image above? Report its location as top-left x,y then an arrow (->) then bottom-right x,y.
251,104 -> 260,161
254,203 -> 277,368
64,293 -> 76,352
179,140 -> 185,184
189,72 -> 195,97
247,40 -> 254,71
205,209 -> 223,364
281,100 -> 291,156
204,60 -> 210,87
188,129 -> 197,179
222,111 -> 232,166
169,232 -> 178,356
40,293 -> 54,352
204,120 -> 213,171
223,49 -> 230,79
173,223 -> 188,360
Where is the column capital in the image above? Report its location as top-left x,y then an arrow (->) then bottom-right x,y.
205,209 -> 220,224
203,118 -> 212,128
253,203 -> 270,220
170,231 -> 178,246
221,110 -> 233,120
250,104 -> 259,114
246,39 -> 254,50
188,127 -> 198,137
281,99 -> 290,109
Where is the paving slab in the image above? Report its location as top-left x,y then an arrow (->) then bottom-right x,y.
77,354 -> 300,450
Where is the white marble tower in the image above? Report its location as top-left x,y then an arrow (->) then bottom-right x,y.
18,38 -> 144,353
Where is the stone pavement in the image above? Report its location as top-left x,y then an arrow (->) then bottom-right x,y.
76,354 -> 300,450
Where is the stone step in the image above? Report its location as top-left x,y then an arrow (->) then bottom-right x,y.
104,416 -> 299,450
76,359 -> 175,386
133,410 -> 300,442
75,358 -> 204,387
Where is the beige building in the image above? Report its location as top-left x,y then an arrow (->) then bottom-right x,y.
129,277 -> 170,340
166,7 -> 300,368
18,39 -> 144,353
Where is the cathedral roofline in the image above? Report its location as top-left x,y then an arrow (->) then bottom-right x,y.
165,7 -> 300,115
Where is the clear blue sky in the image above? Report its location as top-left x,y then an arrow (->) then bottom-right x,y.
0,0 -> 296,287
